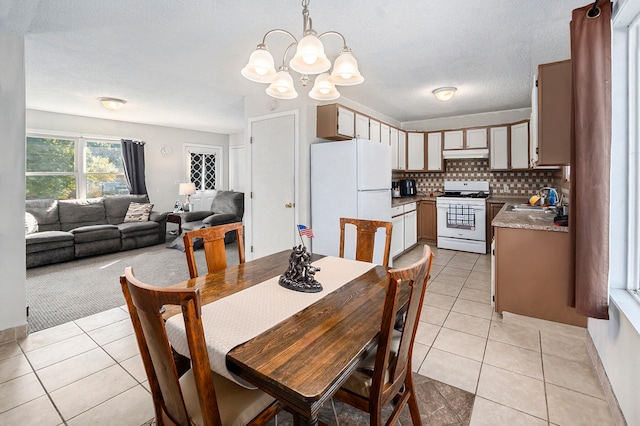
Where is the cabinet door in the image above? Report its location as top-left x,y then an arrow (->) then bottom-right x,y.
337,107 -> 355,138
466,128 -> 488,148
355,113 -> 369,139
418,201 -> 437,242
490,126 -> 509,170
407,133 -> 425,170
443,130 -> 464,150
369,119 -> 381,143
426,132 -> 443,171
510,121 -> 529,169
538,60 -> 571,165
380,123 -> 390,145
398,130 -> 406,170
404,210 -> 418,248
390,127 -> 399,169
391,214 -> 405,258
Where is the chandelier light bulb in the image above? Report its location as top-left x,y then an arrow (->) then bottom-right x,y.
290,34 -> 331,74
330,51 -> 364,86
241,47 -> 277,83
266,69 -> 298,99
309,73 -> 340,100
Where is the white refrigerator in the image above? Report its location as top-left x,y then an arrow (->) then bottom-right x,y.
310,139 -> 392,265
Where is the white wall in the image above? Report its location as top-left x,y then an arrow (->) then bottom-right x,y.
0,33 -> 27,339
402,107 -> 531,131
26,110 -> 230,211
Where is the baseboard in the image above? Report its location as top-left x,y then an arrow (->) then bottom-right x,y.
0,323 -> 28,344
586,332 -> 628,426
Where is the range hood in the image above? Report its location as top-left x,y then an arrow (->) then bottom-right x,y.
443,149 -> 489,160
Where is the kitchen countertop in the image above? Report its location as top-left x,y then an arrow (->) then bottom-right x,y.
492,203 -> 568,233
391,193 -> 440,207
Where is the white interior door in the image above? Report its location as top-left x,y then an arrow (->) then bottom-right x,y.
248,112 -> 297,259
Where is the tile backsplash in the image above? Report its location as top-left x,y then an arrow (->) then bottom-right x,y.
395,159 -> 563,197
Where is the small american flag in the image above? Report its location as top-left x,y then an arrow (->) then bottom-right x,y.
297,224 -> 314,238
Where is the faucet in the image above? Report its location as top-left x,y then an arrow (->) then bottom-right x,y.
537,187 -> 560,206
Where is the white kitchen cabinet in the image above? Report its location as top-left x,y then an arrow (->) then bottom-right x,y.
403,206 -> 418,248
390,127 -> 399,169
398,130 -> 406,170
369,119 -> 381,143
490,126 -> 509,170
510,121 -> 529,169
426,132 -> 443,171
407,132 -> 425,170
465,128 -> 488,148
355,113 -> 369,139
380,123 -> 390,145
317,104 -> 355,140
444,130 -> 464,150
391,214 -> 405,258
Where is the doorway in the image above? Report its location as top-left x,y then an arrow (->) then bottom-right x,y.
183,144 -> 223,211
247,111 -> 298,260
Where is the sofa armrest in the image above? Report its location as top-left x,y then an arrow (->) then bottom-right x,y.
149,211 -> 168,243
149,211 -> 168,222
179,211 -> 212,222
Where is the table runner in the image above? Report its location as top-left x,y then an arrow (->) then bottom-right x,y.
165,256 -> 376,386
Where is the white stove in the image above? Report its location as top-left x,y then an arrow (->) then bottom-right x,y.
436,181 -> 490,254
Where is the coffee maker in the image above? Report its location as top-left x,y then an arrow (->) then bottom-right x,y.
391,182 -> 401,198
399,179 -> 417,196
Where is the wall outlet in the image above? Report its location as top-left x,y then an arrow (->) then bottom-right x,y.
503,184 -> 509,192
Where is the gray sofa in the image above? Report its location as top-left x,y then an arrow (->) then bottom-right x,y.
178,190 -> 244,243
25,194 -> 167,268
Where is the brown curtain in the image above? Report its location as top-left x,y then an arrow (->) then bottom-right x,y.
569,0 -> 611,319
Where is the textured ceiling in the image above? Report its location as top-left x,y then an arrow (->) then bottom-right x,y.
0,0 -> 588,134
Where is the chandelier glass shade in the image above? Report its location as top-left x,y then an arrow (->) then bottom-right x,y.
241,0 -> 363,100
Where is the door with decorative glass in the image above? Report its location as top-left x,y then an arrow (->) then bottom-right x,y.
183,144 -> 223,211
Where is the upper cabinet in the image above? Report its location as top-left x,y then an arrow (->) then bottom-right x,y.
380,123 -> 391,145
369,119 -> 381,143
443,130 -> 464,150
317,104 -> 355,140
426,132 -> 444,171
534,59 -> 571,166
465,128 -> 488,149
407,132 -> 425,170
489,126 -> 509,170
355,113 -> 369,139
510,121 -> 530,169
390,127 -> 399,169
398,130 -> 406,170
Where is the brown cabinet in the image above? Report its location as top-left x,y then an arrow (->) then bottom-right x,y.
418,200 -> 437,243
316,104 -> 355,141
537,60 -> 571,165
486,202 -> 505,253
494,226 -> 586,327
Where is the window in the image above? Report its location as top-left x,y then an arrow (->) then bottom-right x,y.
26,135 -> 129,200
630,13 -> 640,301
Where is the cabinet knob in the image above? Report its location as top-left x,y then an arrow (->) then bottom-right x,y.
285,203 -> 294,208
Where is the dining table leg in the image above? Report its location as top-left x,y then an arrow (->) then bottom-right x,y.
292,413 -> 321,426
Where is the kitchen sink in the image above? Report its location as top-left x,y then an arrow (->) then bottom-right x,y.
506,204 -> 555,213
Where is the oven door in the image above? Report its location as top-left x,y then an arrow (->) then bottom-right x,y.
436,200 -> 486,241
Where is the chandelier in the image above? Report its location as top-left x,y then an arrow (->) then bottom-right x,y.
241,0 -> 364,101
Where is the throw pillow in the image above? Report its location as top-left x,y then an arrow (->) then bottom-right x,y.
123,202 -> 154,222
25,212 -> 39,235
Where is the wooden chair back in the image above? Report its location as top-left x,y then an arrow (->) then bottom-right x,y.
334,245 -> 434,425
120,267 -> 221,425
183,222 -> 245,279
339,217 -> 393,267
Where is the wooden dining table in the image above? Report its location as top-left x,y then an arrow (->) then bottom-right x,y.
164,249 -> 409,426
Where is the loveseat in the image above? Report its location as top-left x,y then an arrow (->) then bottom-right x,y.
177,190 -> 244,243
25,194 -> 167,268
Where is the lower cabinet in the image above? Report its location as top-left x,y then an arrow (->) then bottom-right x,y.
404,209 -> 417,248
486,202 -> 505,253
391,214 -> 405,258
418,200 -> 437,243
391,202 -> 418,258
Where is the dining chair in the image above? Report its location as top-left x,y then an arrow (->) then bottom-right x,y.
183,222 -> 245,279
333,245 -> 434,425
120,266 -> 281,426
339,217 -> 393,267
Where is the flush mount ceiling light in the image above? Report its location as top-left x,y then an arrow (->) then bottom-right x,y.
241,0 -> 363,100
432,87 -> 457,102
98,97 -> 127,111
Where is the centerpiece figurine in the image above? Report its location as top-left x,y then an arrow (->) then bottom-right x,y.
278,225 -> 322,293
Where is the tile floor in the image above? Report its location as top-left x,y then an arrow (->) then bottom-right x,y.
0,244 -> 619,425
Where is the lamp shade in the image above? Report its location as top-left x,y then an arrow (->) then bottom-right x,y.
309,73 -> 340,100
266,70 -> 298,99
241,47 -> 277,83
433,87 -> 457,102
289,34 -> 331,74
178,182 -> 196,196
329,51 -> 364,86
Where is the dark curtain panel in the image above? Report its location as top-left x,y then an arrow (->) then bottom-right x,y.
569,0 -> 611,319
121,139 -> 148,195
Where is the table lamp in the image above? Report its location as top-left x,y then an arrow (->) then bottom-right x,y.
179,182 -> 196,212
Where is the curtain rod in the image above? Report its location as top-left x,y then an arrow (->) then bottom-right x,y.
587,0 -> 601,18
